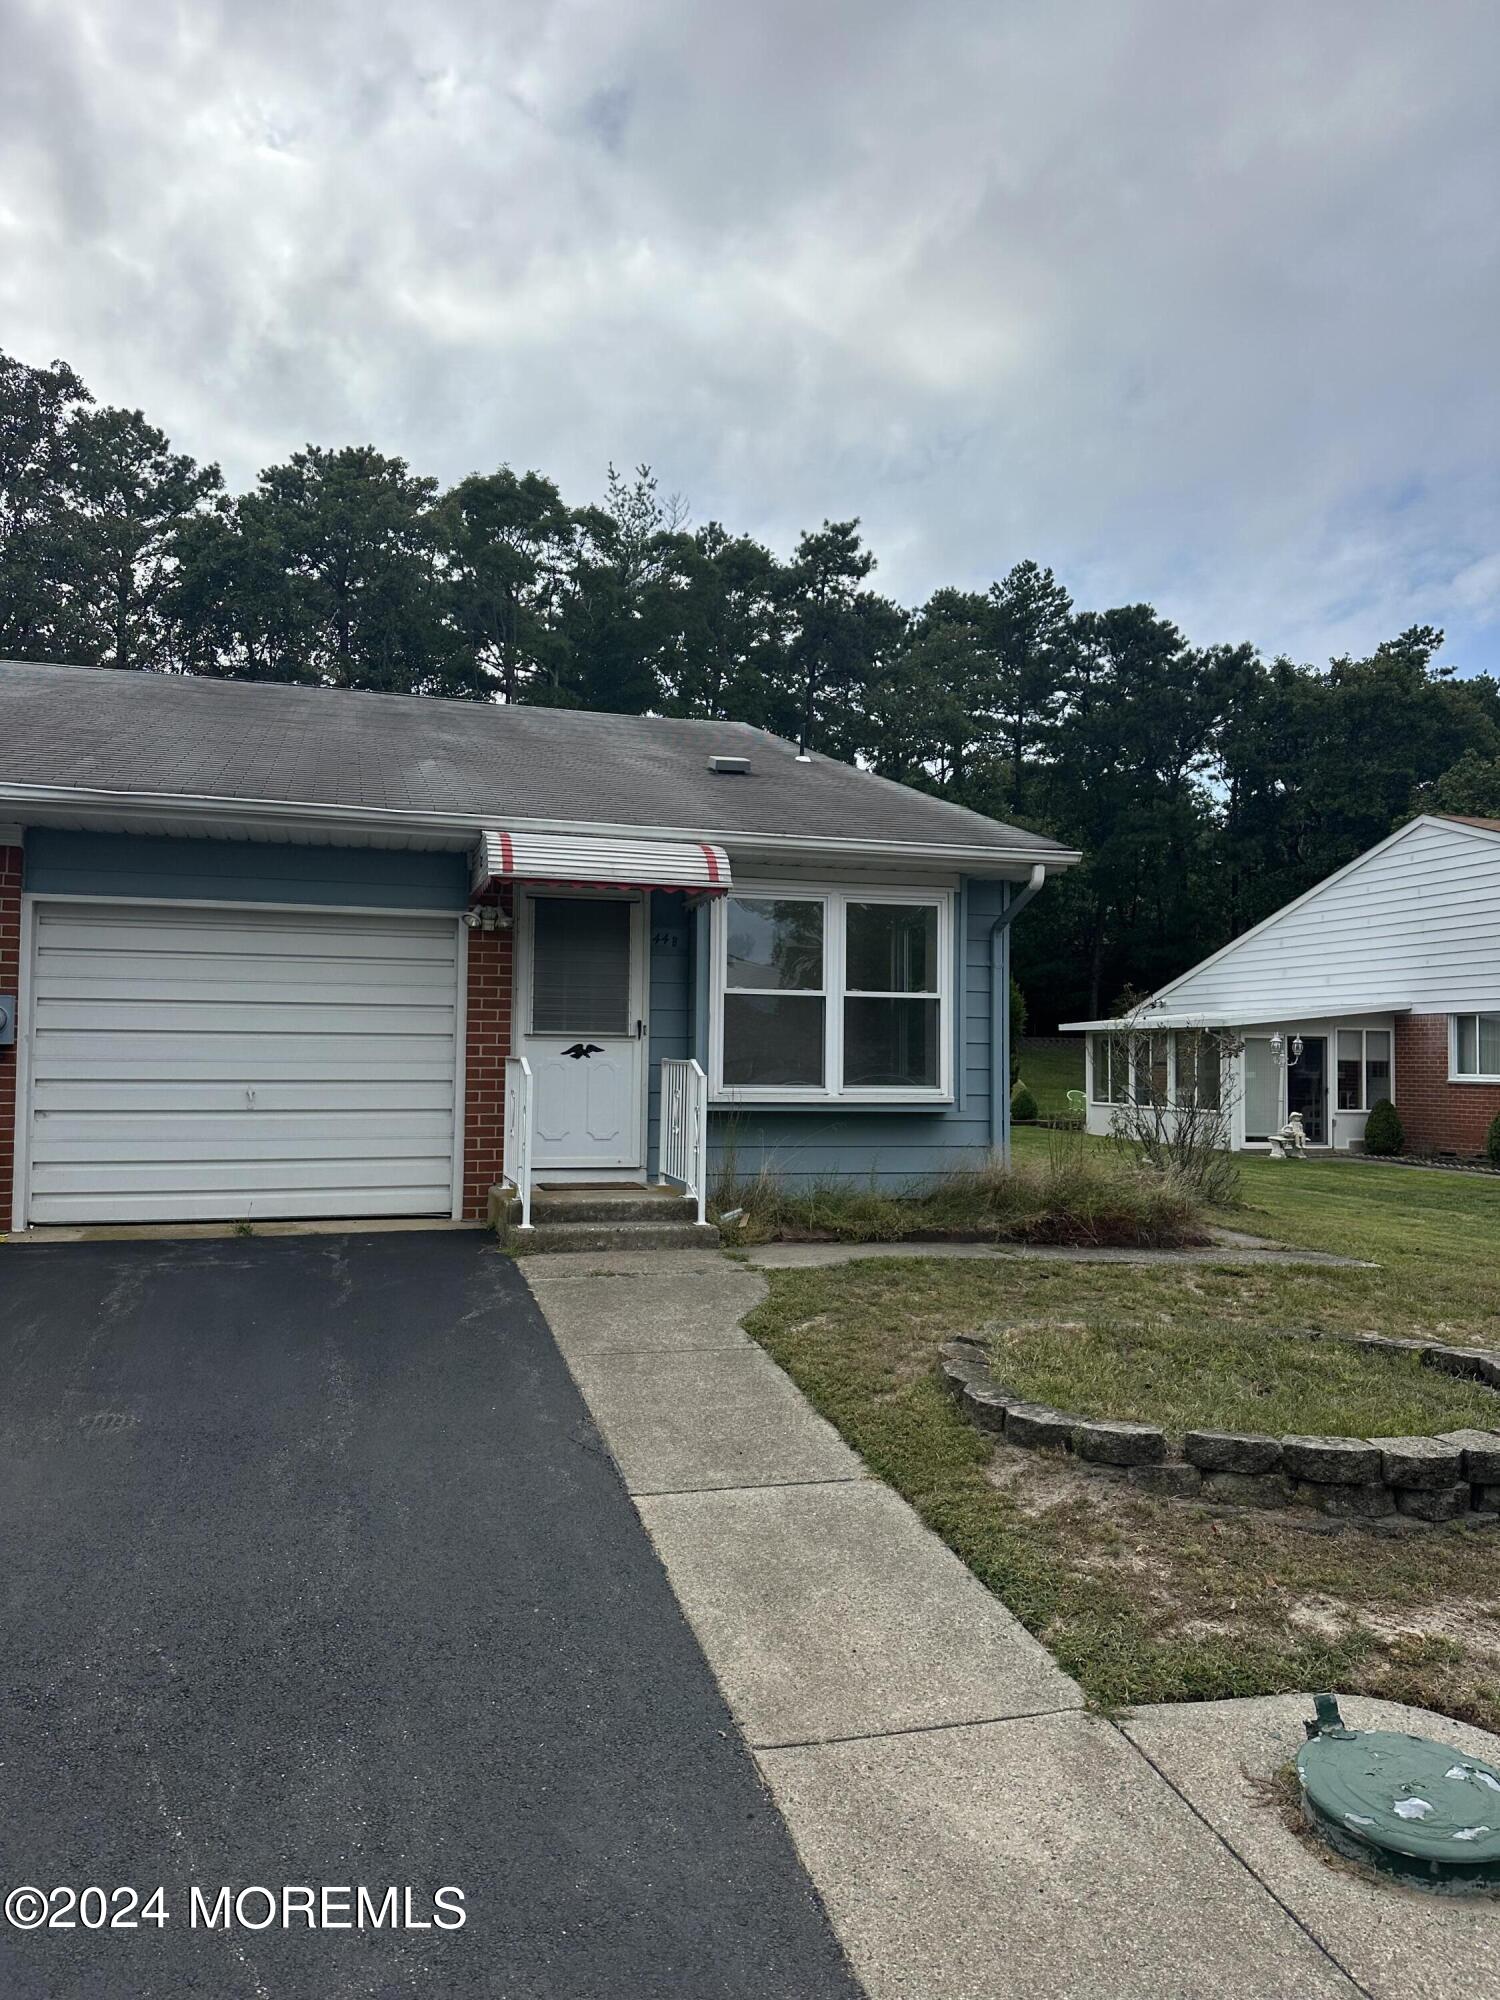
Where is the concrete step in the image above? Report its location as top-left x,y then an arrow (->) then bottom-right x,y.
513,1219 -> 721,1255
523,1189 -> 701,1225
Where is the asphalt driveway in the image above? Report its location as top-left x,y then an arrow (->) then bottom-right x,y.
0,1232 -> 860,2000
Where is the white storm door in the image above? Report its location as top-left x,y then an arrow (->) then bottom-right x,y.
520,894 -> 646,1172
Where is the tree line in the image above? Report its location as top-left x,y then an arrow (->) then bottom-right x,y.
4,346 -> 1499,1024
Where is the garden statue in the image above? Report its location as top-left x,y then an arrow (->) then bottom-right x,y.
1268,1111 -> 1310,1161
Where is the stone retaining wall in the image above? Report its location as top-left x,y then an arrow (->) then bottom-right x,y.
940,1330 -> 1500,1526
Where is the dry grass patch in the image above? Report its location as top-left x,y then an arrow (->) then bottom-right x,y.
716,1136 -> 1206,1249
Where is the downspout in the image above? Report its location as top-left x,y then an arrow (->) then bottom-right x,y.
990,864 -> 1047,1163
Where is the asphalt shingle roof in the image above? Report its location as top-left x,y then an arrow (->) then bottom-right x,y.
0,662 -> 1069,857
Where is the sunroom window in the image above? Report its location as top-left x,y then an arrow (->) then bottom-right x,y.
1173,1030 -> 1221,1110
1454,1012 -> 1500,1079
1337,1027 -> 1392,1109
1090,1033 -> 1128,1104
716,890 -> 949,1100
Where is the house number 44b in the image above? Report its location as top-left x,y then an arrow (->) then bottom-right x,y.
651,931 -> 684,951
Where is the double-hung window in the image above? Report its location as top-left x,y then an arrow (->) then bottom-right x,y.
715,889 -> 950,1100
1452,1013 -> 1500,1081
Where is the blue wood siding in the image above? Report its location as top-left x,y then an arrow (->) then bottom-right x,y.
645,891 -> 694,1176
646,876 -> 1011,1189
23,830 -> 469,910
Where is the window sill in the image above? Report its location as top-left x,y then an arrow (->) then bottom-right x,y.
1448,1073 -> 1500,1086
710,1090 -> 953,1111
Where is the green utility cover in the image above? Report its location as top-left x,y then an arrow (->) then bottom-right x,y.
1297,1695 -> 1500,1894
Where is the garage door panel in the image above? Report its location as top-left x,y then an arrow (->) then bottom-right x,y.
34,1123 -> 455,1161
37,914 -> 458,963
27,903 -> 463,1225
29,1187 -> 453,1225
36,1000 -> 457,1035
33,1079 -> 455,1114
35,966 -> 460,1006
32,1156 -> 454,1196
34,1031 -> 455,1068
33,1057 -> 458,1086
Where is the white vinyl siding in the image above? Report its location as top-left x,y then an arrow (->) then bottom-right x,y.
25,903 -> 461,1224
1139,818 -> 1500,1020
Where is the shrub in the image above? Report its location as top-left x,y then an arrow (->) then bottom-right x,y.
1010,1079 -> 1039,1123
1105,1019 -> 1243,1208
1486,1114 -> 1500,1166
1363,1098 -> 1404,1156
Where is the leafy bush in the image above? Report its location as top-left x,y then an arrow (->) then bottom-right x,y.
712,1135 -> 1206,1249
1486,1113 -> 1500,1166
1010,1079 -> 1039,1123
1363,1098 -> 1404,1156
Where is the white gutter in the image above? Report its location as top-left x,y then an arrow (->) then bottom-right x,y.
0,780 -> 1079,875
1062,1005 -> 1414,1032
991,863 -> 1048,1158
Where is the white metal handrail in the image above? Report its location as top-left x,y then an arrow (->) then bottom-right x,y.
503,1055 -> 534,1231
659,1057 -> 709,1225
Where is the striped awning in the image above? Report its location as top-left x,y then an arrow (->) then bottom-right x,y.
473,830 -> 731,895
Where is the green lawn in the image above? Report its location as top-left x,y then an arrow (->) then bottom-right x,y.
1013,1125 -> 1500,1341
983,1316 -> 1497,1439
1013,1036 -> 1085,1117
746,1146 -> 1500,1730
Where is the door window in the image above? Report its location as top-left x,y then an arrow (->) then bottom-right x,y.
531,897 -> 632,1036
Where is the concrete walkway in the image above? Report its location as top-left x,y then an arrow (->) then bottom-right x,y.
744,1226 -> 1370,1270
525,1248 -> 1491,2000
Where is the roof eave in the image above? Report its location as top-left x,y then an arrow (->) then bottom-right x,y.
0,781 -> 1079,876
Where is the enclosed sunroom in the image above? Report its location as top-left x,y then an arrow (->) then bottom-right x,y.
1077,1013 -> 1398,1152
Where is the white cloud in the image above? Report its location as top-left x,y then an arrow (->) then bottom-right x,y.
2,0 -> 1497,668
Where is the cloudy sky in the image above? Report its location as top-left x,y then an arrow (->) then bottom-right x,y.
3,0 -> 1498,671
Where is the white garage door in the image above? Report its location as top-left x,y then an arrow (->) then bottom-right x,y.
26,902 -> 463,1225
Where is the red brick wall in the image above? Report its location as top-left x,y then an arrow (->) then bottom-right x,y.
1393,1013 -> 1500,1155
0,845 -> 20,1230
461,883 -> 514,1219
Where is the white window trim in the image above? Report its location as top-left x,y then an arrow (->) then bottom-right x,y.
1449,1011 -> 1500,1084
709,883 -> 953,1105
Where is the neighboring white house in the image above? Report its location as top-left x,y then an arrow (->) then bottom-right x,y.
1063,814 -> 1500,1156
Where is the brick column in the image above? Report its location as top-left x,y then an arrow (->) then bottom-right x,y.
1393,1013 -> 1500,1155
0,842 -> 21,1231
461,884 -> 514,1220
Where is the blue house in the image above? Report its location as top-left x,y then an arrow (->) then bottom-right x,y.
0,663 -> 1076,1233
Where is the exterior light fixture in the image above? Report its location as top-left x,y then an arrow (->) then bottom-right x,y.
1269,1033 -> 1284,1056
